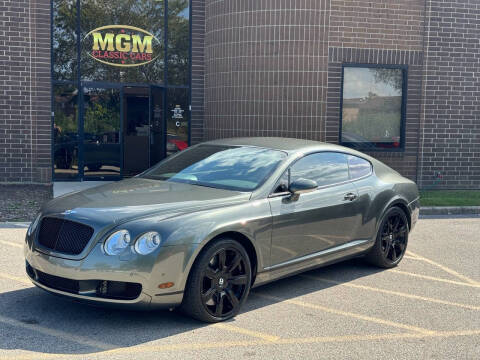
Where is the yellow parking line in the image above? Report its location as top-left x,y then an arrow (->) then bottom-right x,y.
5,329 -> 480,359
0,315 -> 114,351
406,250 -> 480,286
0,273 -> 31,286
403,255 -> 421,260
213,323 -> 280,342
390,269 -> 480,288
0,239 -> 23,249
302,275 -> 480,311
252,293 -> 435,335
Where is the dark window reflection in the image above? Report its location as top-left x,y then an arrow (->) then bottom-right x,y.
291,153 -> 349,187
167,0 -> 189,85
54,85 -> 79,179
341,66 -> 405,150
53,0 -> 77,80
80,0 -> 165,83
83,88 -> 121,178
347,155 -> 372,180
166,88 -> 189,156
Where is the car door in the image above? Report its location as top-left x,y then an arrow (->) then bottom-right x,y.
268,152 -> 362,266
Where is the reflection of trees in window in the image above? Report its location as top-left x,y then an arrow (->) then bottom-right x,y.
54,85 -> 79,177
83,89 -> 120,139
54,87 -> 78,134
167,0 -> 189,85
53,0 -> 77,80
370,68 -> 403,93
80,0 -> 165,83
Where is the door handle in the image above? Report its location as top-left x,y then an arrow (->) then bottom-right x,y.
344,193 -> 357,201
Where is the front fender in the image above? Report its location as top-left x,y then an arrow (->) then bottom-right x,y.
153,199 -> 273,292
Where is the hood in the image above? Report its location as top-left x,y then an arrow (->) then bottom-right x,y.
42,178 -> 250,227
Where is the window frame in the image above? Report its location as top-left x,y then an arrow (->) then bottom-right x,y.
339,63 -> 408,152
269,150 -> 373,197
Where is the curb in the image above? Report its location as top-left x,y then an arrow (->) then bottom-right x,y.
420,206 -> 480,216
0,222 -> 30,228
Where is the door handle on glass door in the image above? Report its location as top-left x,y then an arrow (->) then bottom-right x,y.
344,193 -> 357,201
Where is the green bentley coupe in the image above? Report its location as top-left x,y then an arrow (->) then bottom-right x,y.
25,137 -> 419,322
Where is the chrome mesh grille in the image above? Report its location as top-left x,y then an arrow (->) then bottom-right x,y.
37,217 -> 94,255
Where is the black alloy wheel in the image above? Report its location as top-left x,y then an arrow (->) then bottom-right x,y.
366,207 -> 409,268
181,239 -> 252,322
201,248 -> 249,318
380,212 -> 408,263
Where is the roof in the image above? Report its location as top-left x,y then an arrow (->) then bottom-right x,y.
202,137 -> 350,154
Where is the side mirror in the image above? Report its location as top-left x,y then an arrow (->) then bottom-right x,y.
289,178 -> 318,194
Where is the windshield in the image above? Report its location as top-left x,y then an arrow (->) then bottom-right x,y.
141,145 -> 287,191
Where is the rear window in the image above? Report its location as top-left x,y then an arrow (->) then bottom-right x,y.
348,155 -> 372,180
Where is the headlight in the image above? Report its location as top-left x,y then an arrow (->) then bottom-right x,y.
134,232 -> 161,255
104,230 -> 131,255
27,213 -> 42,237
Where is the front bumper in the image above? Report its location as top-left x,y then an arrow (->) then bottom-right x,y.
24,240 -> 195,309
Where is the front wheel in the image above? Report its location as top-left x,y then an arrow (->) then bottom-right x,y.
366,207 -> 409,268
181,239 -> 252,322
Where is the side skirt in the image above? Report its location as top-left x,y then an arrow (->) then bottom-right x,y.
252,239 -> 374,288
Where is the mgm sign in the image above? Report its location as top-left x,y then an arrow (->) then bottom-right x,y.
84,25 -> 161,67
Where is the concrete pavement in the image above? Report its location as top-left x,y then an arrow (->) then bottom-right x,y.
0,217 -> 478,359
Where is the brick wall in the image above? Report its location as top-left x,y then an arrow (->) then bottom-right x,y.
204,0 -> 330,141
325,0 -> 425,182
418,0 -> 480,189
329,0 -> 424,51
0,0 -> 51,184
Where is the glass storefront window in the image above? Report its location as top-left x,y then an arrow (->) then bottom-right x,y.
166,88 -> 189,156
83,88 -> 121,178
51,0 -> 191,180
167,0 -> 190,85
341,65 -> 406,150
80,0 -> 165,83
53,85 -> 79,179
53,0 -> 77,80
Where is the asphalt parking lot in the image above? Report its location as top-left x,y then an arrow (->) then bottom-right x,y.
0,217 -> 479,360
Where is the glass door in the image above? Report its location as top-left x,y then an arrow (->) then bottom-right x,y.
123,86 -> 150,177
150,86 -> 165,167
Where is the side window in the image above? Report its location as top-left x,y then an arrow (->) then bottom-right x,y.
290,152 -> 349,187
348,155 -> 372,180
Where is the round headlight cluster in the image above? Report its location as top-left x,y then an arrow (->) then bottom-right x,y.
104,230 -> 161,256
134,232 -> 161,255
104,230 -> 131,255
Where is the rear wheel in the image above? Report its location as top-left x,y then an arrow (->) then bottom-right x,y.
181,238 -> 252,322
366,207 -> 409,268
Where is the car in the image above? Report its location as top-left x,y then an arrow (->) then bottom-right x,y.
24,137 -> 420,322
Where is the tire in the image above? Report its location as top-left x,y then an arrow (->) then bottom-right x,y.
365,206 -> 409,268
181,238 -> 252,322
